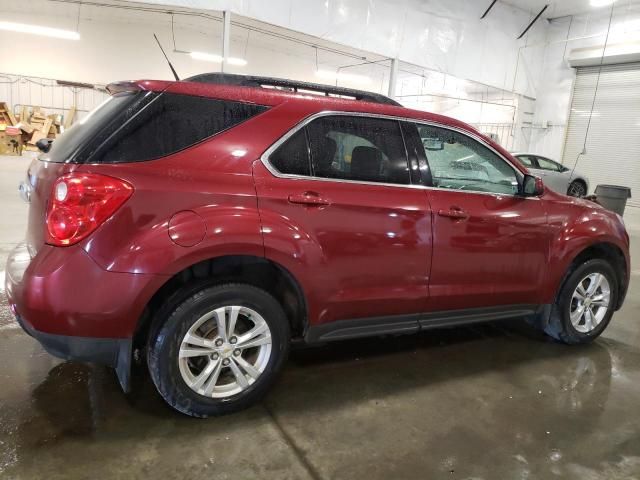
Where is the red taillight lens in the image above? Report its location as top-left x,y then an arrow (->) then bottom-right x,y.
45,173 -> 133,246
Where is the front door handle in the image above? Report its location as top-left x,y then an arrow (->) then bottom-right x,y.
438,207 -> 469,220
288,191 -> 331,206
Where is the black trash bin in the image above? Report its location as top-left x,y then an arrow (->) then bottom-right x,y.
594,185 -> 632,216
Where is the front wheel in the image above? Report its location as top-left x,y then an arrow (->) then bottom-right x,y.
148,283 -> 290,417
543,259 -> 618,344
567,180 -> 587,197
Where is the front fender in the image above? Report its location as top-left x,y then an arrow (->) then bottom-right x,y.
543,200 -> 630,303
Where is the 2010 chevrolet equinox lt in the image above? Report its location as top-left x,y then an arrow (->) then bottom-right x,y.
5,73 -> 630,417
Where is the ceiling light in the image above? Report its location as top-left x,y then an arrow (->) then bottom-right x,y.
0,21 -> 80,40
315,69 -> 372,85
590,0 -> 616,7
189,51 -> 247,66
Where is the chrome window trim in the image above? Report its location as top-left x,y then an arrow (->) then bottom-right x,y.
260,110 -> 528,198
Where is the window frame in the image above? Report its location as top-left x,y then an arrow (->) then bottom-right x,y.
261,111 -> 524,196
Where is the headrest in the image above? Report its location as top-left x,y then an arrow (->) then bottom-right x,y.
351,146 -> 382,179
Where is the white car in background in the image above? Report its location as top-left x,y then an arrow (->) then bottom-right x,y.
512,153 -> 590,197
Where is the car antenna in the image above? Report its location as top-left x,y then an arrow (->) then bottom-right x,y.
153,33 -> 180,81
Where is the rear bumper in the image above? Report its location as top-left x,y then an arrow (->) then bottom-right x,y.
5,242 -> 167,390
5,242 -> 166,337
15,312 -> 132,390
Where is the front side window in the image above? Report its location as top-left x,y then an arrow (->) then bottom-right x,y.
416,124 -> 519,195
515,155 -> 536,168
306,116 -> 410,185
536,157 -> 562,172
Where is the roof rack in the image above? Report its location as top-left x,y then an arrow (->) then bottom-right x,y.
184,72 -> 402,107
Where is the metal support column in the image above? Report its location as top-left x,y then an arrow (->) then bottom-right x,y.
221,10 -> 231,73
388,57 -> 398,99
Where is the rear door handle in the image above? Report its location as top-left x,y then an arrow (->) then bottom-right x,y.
438,207 -> 469,220
288,191 -> 331,206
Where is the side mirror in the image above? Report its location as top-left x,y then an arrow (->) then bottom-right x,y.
35,138 -> 54,153
522,174 -> 545,197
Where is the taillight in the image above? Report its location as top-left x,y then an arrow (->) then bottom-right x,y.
45,172 -> 133,246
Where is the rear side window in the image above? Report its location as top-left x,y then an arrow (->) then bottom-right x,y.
44,92 -> 267,164
269,129 -> 311,176
306,116 -> 410,185
94,93 -> 267,163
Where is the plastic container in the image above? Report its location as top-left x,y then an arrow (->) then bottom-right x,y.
594,185 -> 632,216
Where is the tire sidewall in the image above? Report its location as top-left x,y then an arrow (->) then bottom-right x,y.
557,259 -> 618,342
149,284 -> 290,417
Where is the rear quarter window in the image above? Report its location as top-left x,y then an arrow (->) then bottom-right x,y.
44,92 -> 267,164
94,93 -> 268,163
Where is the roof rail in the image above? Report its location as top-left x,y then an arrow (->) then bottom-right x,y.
184,72 -> 402,107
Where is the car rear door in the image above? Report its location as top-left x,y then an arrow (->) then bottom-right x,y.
407,122 -> 550,312
253,114 -> 432,329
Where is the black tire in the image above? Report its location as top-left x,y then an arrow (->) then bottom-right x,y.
544,259 -> 618,344
148,283 -> 290,417
567,180 -> 587,197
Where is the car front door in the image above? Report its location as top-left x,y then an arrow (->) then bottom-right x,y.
408,123 -> 550,312
534,156 -> 569,194
253,114 -> 432,329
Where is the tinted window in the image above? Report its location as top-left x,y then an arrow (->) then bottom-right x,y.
416,124 -> 519,195
269,129 -> 311,175
44,92 -> 142,163
306,116 -> 410,185
94,93 -> 267,163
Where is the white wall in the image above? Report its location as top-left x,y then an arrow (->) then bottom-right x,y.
0,0 -> 541,145
528,2 -> 640,159
0,0 -> 548,98
138,0 -> 548,98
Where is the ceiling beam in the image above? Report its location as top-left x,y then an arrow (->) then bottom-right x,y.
480,0 -> 499,19
517,4 -> 548,39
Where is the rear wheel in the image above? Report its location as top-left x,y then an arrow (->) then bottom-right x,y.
567,180 -> 587,197
543,259 -> 618,344
148,283 -> 290,417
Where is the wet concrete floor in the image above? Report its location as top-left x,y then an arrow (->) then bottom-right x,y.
1,155 -> 639,479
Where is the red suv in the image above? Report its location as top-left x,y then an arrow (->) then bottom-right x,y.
5,74 -> 630,417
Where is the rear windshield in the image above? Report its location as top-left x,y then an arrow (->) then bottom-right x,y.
45,92 -> 141,163
44,92 -> 268,164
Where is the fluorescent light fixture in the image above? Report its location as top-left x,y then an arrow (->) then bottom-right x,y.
0,21 -> 80,40
189,51 -> 247,66
590,0 -> 615,7
315,69 -> 371,85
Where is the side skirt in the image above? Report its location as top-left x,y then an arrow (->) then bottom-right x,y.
304,305 -> 542,344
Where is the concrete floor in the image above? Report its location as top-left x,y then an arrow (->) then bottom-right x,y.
1,153 -> 639,480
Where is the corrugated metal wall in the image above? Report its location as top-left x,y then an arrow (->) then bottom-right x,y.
561,63 -> 640,206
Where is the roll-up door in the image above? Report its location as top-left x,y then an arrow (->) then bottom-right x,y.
561,62 -> 640,207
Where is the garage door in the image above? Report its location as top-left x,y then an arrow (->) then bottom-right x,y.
561,62 -> 640,207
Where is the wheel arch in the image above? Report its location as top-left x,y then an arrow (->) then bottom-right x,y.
555,241 -> 627,310
568,177 -> 588,196
133,254 -> 308,352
